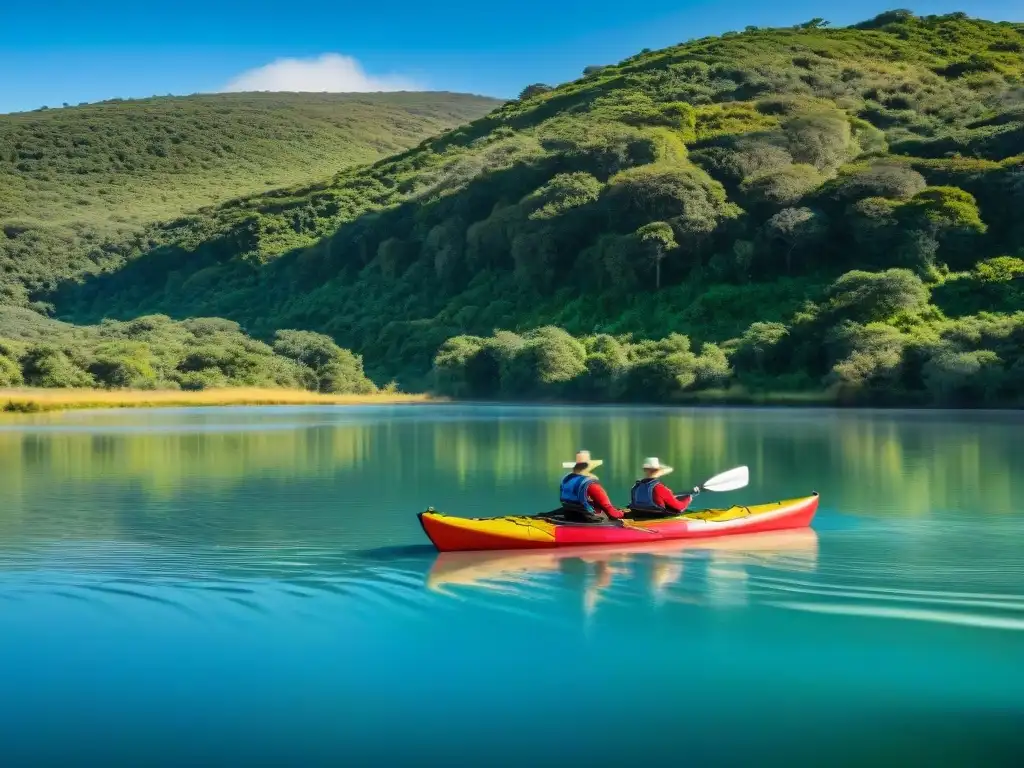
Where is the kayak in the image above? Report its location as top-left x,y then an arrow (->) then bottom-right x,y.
417,492 -> 819,552
426,528 -> 820,592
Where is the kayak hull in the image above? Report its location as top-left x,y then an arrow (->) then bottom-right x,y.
418,493 -> 819,552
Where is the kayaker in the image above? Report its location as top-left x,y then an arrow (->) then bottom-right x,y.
627,457 -> 698,516
559,450 -> 626,522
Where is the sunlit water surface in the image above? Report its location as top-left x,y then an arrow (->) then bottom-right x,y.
0,405 -> 1022,766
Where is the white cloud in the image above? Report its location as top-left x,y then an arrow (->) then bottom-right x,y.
222,53 -> 421,93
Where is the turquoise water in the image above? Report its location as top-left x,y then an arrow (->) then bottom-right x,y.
0,405 -> 1022,766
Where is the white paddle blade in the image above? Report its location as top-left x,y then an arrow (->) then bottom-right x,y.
701,465 -> 749,492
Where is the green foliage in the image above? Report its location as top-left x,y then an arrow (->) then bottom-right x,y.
20,345 -> 95,388
825,268 -> 930,322
0,308 -> 374,392
975,256 -> 1024,283
923,348 -> 1005,404
819,163 -> 927,203
824,322 -> 908,399
518,84 -> 553,100
0,353 -> 22,386
433,328 -> 733,403
636,221 -> 677,289
741,164 -> 824,206
270,329 -> 375,393
4,11 -> 1024,407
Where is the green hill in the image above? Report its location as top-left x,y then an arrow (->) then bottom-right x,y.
15,11 -> 1024,406
0,91 -> 502,303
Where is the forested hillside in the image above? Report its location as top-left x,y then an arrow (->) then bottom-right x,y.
0,92 -> 502,304
16,11 -> 1024,405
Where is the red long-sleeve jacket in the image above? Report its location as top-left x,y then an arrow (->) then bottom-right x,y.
652,483 -> 691,512
585,482 -> 624,519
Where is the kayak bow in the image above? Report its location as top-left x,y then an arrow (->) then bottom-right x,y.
418,493 -> 819,552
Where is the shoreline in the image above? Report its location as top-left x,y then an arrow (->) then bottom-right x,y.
3,386 -> 1021,414
0,387 -> 439,414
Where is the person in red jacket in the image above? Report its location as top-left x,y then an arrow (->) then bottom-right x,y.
627,457 -> 699,517
559,450 -> 626,522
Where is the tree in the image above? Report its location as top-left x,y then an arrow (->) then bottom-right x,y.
636,222 -> 677,289
898,186 -> 987,270
0,354 -> 22,386
272,329 -> 375,393
583,66 -> 607,76
823,164 -> 926,203
693,343 -> 732,388
764,207 -> 827,273
500,327 -> 586,397
826,269 -> 930,322
901,187 -> 986,236
603,164 -> 736,246
923,348 -> 1004,405
20,345 -> 94,388
824,323 -> 907,400
518,84 -> 553,101
782,110 -> 855,172
740,164 -> 824,206
624,349 -> 698,401
732,322 -> 790,376
525,172 -> 602,221
848,196 -> 901,264
433,335 -> 486,397
574,335 -> 628,400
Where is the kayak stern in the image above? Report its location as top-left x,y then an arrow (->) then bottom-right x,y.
418,510 -> 558,552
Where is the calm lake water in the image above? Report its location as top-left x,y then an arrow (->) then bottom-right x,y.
0,404 -> 1022,766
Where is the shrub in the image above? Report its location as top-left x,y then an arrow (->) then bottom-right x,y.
826,269 -> 930,322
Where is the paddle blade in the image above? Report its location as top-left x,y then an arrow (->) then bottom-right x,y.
701,465 -> 749,492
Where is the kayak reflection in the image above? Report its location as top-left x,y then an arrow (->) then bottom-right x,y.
426,528 -> 819,615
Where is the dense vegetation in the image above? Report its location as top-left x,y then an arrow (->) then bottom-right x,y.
0,307 -> 377,393
7,11 -> 1024,406
0,92 -> 501,304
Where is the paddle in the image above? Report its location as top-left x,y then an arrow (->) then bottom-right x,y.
678,465 -> 750,499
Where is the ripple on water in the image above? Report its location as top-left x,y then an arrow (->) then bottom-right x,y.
0,539 -> 448,627
745,520 -> 1024,632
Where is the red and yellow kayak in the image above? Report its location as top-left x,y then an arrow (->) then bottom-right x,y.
418,493 -> 819,552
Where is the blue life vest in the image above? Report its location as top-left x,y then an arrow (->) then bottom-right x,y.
629,478 -> 665,513
560,472 -> 596,514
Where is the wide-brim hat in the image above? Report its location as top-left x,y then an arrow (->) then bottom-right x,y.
562,450 -> 603,474
642,457 -> 673,478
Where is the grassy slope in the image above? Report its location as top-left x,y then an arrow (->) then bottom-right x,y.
0,91 -> 502,301
13,12 -> 1024,403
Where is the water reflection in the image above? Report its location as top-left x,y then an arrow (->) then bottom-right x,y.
428,408 -> 1024,517
1,407 -> 1022,528
1,406 -> 1023,767
427,529 -> 820,616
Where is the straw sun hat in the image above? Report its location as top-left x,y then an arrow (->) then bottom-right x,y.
642,457 -> 674,478
562,450 -> 603,475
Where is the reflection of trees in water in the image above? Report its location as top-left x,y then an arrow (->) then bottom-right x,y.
430,410 -> 1024,516
0,421 -> 379,543
0,407 -> 1021,546
0,424 -> 372,492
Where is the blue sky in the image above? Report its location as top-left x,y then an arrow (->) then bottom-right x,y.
2,0 -> 1020,114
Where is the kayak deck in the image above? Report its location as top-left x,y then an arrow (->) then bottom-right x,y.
418,493 -> 819,552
